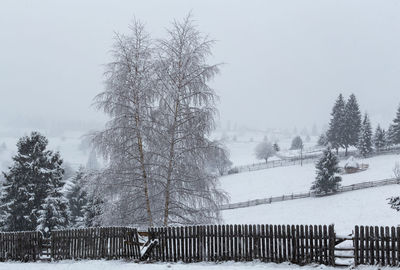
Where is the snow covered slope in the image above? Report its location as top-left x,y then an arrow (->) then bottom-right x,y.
222,184 -> 400,234
220,153 -> 400,203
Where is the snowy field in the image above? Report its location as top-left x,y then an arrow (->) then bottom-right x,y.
222,184 -> 400,234
0,260 -> 397,270
220,153 -> 400,203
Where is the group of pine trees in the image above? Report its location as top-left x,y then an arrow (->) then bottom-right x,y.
324,94 -> 400,157
0,132 -> 95,234
312,95 -> 400,195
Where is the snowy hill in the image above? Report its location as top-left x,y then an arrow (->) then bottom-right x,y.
220,153 -> 400,234
220,153 -> 400,203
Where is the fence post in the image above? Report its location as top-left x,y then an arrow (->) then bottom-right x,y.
354,226 -> 359,266
328,225 -> 335,266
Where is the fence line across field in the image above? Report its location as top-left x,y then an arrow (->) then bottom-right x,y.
220,177 -> 400,210
226,146 -> 400,176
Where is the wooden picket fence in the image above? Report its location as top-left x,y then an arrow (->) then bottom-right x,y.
51,227 -> 141,260
0,231 -> 42,261
147,224 -> 335,265
354,225 -> 400,266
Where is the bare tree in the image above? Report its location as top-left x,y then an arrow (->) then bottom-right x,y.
91,19 -> 156,227
154,15 -> 227,226
255,140 -> 276,163
206,141 -> 232,176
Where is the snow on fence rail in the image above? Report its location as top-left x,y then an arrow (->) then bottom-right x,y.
220,177 -> 400,210
226,146 -> 400,176
147,224 -> 335,266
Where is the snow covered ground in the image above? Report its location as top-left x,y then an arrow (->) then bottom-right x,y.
0,260 -> 397,270
222,184 -> 400,234
220,153 -> 400,203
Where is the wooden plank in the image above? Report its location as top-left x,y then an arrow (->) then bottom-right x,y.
256,225 -> 261,261
189,226 -> 193,263
260,225 -> 265,261
296,225 -> 301,264
300,225 -> 305,263
286,225 -> 291,263
369,226 -> 374,265
172,227 -> 177,262
210,225 -> 214,262
242,225 -> 247,261
323,225 -> 328,264
318,225 -> 323,265
385,226 -> 390,266
282,225 -> 287,262
161,227 -> 166,262
291,225 -> 296,263
360,226 -> 364,264
217,225 -> 222,261
309,225 -> 314,263
329,225 -> 335,266
238,225 -> 242,261
278,225 -> 282,262
397,227 -> 400,266
248,224 -> 252,260
304,225 -> 309,264
229,225 -> 233,261
375,226 -> 380,264
391,226 -> 396,266
273,225 -> 278,262
381,226 -> 385,265
365,226 -> 369,264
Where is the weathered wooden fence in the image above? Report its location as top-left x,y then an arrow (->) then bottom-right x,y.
221,177 -> 400,210
0,231 -> 42,261
147,224 -> 335,266
51,227 -> 141,260
354,225 -> 400,266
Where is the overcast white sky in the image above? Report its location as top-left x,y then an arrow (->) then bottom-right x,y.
1,0 -> 400,135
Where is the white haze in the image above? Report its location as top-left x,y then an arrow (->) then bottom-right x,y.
1,0 -> 400,136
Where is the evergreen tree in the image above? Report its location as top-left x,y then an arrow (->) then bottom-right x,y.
1,132 -> 65,231
373,125 -> 386,151
273,142 -> 280,152
343,94 -> 361,155
317,133 -> 329,147
83,194 -> 103,227
311,146 -> 342,194
386,124 -> 395,146
327,94 -> 346,153
37,188 -> 70,236
66,168 -> 88,228
390,105 -> 400,145
357,114 -> 373,157
36,151 -> 70,234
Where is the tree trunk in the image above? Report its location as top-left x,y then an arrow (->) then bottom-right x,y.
163,99 -> 180,226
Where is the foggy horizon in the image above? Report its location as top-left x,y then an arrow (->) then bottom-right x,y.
1,0 -> 400,136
